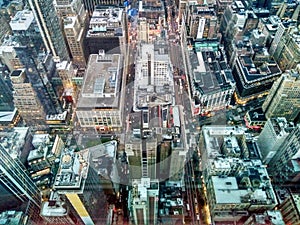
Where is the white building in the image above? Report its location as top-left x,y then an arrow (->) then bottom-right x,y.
76,50 -> 123,132
134,42 -> 174,111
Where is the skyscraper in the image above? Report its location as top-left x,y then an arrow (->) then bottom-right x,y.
10,69 -> 47,126
262,70 -> 300,121
267,124 -> 300,184
9,10 -> 44,58
130,178 -> 159,225
54,0 -> 88,68
28,0 -> 70,61
52,148 -> 108,224
0,143 -> 42,223
257,117 -> 294,164
0,71 -> 14,112
271,25 -> 300,71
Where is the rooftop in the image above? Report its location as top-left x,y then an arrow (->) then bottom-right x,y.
9,10 -> 34,31
132,178 -> 159,203
87,7 -> 124,37
56,60 -> 72,71
211,160 -> 276,205
27,145 -> 48,162
191,46 -> 235,95
237,55 -> 281,83
202,126 -> 277,206
40,191 -> 68,217
32,133 -> 50,148
63,16 -> 76,29
53,149 -> 90,192
0,36 -> 19,55
77,51 -> 122,109
134,43 -> 174,110
212,176 -> 246,204
266,210 -> 285,225
0,127 -> 29,160
269,117 -> 294,136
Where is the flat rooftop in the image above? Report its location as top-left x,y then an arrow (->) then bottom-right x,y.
41,192 -> 68,217
238,55 -> 281,82
212,176 -> 246,204
211,159 -> 277,205
77,52 -> 122,109
87,7 -> 124,37
53,149 -> 90,192
9,10 -> 34,31
191,48 -> 235,94
27,145 -> 48,162
0,127 -> 29,160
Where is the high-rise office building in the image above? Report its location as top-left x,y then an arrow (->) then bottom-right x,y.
56,61 -> 75,90
266,124 -> 300,184
9,10 -> 44,58
186,4 -> 218,40
130,178 -> 159,225
134,42 -> 174,111
0,13 -> 12,44
0,42 -> 23,72
10,69 -> 47,126
190,42 -> 235,114
2,39 -> 63,116
257,117 -> 294,164
262,70 -> 300,121
125,105 -> 187,182
276,1 -> 300,21
271,25 -> 300,71
231,42 -> 281,104
137,17 -> 149,43
269,22 -> 289,56
278,191 -> 300,225
0,66 -> 20,128
54,0 -> 86,18
54,0 -> 88,68
52,148 -> 108,224
200,126 -> 277,223
63,16 -> 87,68
125,123 -> 158,179
0,71 -> 14,112
28,0 -> 70,61
0,141 -> 42,223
